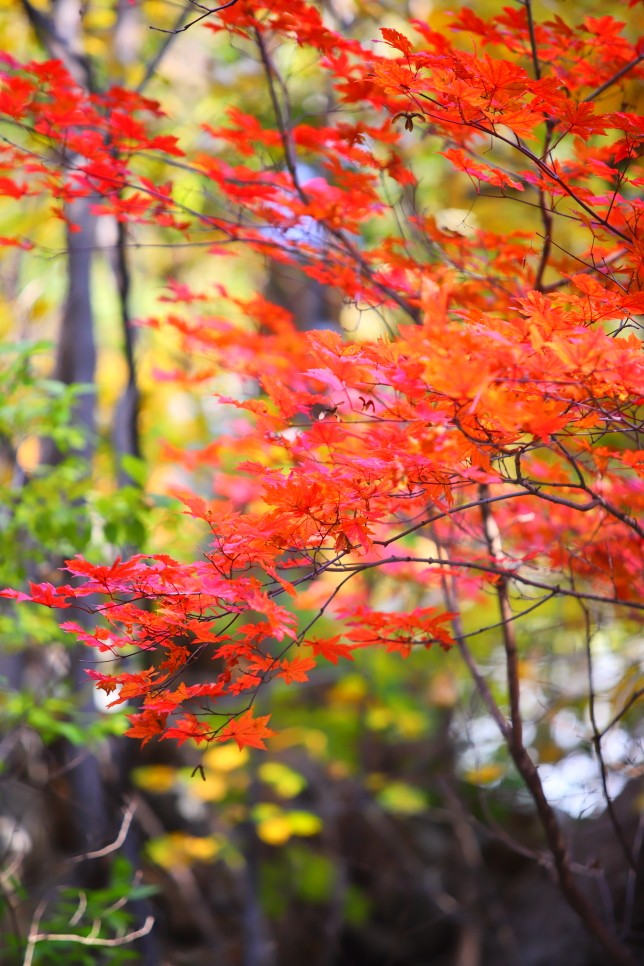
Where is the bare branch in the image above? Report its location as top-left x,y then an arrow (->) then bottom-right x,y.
436,540 -> 512,741
475,487 -> 637,966
137,5 -> 191,92
415,94 -> 633,245
23,916 -> 154,966
597,689 -> 644,740
584,54 -> 644,103
71,799 -> 137,863
540,248 -> 628,294
520,0 -> 541,81
325,555 -> 644,611
376,490 -> 529,547
150,0 -> 239,35
253,21 -> 419,323
581,605 -> 637,872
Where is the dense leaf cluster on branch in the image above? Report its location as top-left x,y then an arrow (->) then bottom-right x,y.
2,0 -> 641,752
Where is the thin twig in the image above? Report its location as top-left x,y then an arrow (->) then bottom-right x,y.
24,917 -> 154,966
583,54 -> 644,103
137,5 -> 191,92
581,604 -> 637,872
253,21 -> 419,323
552,439 -> 644,541
376,489 -> 528,547
415,94 -> 633,244
540,248 -> 627,294
597,689 -> 644,740
533,85 -> 556,292
70,799 -> 137,863
325,555 -> 644,612
150,0 -> 239,35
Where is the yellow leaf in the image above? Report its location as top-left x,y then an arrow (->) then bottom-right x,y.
463,763 -> 504,786
147,832 -> 220,869
190,772 -> 228,802
203,742 -> 250,772
366,707 -> 392,730
256,815 -> 292,846
377,782 -> 427,815
269,727 -> 328,757
131,765 -> 177,794
288,811 -> 323,837
327,674 -> 367,705
258,761 -> 307,798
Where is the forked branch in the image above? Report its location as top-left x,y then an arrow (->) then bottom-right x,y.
151,0 -> 239,35
478,488 -> 636,966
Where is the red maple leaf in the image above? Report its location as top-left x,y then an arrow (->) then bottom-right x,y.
216,711 -> 276,751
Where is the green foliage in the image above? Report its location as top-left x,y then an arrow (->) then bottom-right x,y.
0,343 -> 92,581
0,690 -> 127,748
0,342 -> 89,451
1,0 -> 642,961
261,844 -> 336,919
7,858 -> 157,966
0,341 -> 157,960
92,486 -> 148,551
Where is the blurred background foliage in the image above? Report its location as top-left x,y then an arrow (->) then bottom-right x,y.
0,0 -> 642,964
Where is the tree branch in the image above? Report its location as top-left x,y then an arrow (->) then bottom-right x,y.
150,0 -> 239,35
23,916 -> 154,966
583,54 -> 644,103
581,605 -> 637,872
477,486 -> 636,966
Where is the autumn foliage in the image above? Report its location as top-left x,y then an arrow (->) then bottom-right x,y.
1,6 -> 642,750
3,3 -> 644,957
1,2 -> 642,757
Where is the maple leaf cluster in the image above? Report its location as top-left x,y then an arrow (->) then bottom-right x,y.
0,2 -> 642,750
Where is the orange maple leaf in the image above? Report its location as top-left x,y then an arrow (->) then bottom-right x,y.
217,710 -> 276,750
278,656 -> 317,684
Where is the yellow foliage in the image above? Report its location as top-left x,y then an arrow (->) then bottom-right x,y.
147,832 -> 221,868
258,761 -> 307,799
253,803 -> 323,845
327,674 -> 367,705
269,727 -> 328,757
376,781 -> 427,815
463,763 -> 504,786
256,815 -> 293,846
203,742 -> 250,772
189,772 -> 228,802
131,765 -> 177,794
